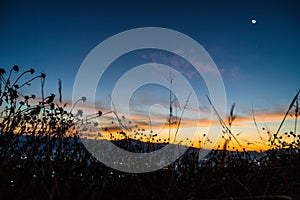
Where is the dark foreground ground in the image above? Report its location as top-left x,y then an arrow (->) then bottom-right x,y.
1,134 -> 300,200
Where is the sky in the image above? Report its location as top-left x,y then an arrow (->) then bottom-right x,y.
1,0 -> 300,150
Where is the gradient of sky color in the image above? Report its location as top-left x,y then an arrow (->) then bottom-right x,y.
1,0 -> 300,150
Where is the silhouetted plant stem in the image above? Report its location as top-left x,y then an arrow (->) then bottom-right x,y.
17,74 -> 43,89
270,90 -> 300,149
174,92 -> 191,142
252,105 -> 267,148
41,73 -> 45,106
168,69 -> 174,143
70,96 -> 86,113
206,95 -> 243,150
294,99 -> 298,140
12,68 -> 35,86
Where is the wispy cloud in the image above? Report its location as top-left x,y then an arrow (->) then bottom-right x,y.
137,50 -> 220,80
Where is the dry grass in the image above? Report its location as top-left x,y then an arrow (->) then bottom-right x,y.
0,66 -> 300,199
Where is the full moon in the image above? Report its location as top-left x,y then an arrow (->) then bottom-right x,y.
251,19 -> 257,24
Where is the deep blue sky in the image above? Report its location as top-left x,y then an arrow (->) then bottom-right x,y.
1,0 -> 300,115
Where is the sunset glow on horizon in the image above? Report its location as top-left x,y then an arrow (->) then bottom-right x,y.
1,0 -> 299,153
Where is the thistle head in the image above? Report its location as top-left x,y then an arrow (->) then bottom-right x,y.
13,65 -> 19,72
0,68 -> 6,74
29,68 -> 35,74
41,73 -> 46,79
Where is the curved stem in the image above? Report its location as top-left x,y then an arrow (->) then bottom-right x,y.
70,98 -> 84,113
18,75 -> 42,88
12,69 -> 31,86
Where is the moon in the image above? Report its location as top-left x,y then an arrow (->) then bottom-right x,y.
251,19 -> 257,24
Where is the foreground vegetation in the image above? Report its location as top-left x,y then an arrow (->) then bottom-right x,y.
0,66 -> 300,199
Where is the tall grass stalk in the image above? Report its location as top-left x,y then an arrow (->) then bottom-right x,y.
270,90 -> 299,149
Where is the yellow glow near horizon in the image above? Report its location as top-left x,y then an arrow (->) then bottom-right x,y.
80,111 -> 298,152
2,98 -> 298,152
